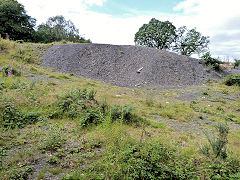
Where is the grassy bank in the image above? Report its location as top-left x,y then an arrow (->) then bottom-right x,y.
0,39 -> 240,179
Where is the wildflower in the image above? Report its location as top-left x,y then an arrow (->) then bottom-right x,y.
20,65 -> 22,69
8,71 -> 12,76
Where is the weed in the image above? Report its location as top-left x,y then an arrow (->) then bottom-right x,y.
233,59 -> 240,69
221,89 -> 229,95
49,167 -> 62,175
201,123 -> 229,160
47,156 -> 59,164
42,124 -> 65,151
7,166 -> 33,180
1,101 -> 23,129
201,52 -> 223,71
216,106 -> 224,112
110,104 -> 142,124
224,74 -> 240,86
79,108 -> 103,127
2,65 -> 21,77
0,38 -> 10,50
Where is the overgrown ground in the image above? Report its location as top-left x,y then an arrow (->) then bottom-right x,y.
0,39 -> 240,179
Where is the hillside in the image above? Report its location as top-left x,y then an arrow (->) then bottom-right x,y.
0,40 -> 240,179
42,44 -> 220,88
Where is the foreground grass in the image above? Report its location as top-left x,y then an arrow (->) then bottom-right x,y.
0,39 -> 240,179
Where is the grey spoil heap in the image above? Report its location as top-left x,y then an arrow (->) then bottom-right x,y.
41,43 -> 220,88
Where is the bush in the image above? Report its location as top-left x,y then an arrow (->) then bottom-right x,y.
54,88 -> 98,119
224,74 -> 240,86
1,101 -> 23,129
1,101 -> 42,129
12,46 -> 39,64
0,39 -> 10,51
201,123 -> 229,160
201,52 -> 223,71
22,112 -> 42,125
79,108 -> 103,127
233,59 -> 240,69
1,65 -> 21,77
42,125 -> 65,151
110,105 -> 137,123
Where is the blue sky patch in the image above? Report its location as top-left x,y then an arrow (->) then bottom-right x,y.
88,0 -> 183,17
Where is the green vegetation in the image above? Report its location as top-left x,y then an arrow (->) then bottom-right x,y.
233,59 -> 240,69
224,74 -> 240,86
134,18 -> 176,50
0,38 -> 239,179
135,18 -> 209,56
0,0 -> 90,43
0,0 -> 36,41
201,52 -> 223,71
35,15 -> 91,43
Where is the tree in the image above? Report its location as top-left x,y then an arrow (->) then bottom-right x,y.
0,0 -> 36,41
134,18 -> 176,50
135,18 -> 210,57
173,26 -> 209,56
35,15 -> 91,43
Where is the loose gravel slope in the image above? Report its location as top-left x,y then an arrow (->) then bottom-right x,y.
41,43 -> 219,88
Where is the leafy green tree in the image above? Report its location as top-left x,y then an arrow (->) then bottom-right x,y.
35,15 -> 91,43
135,18 -> 209,56
0,0 -> 36,41
173,26 -> 209,56
134,18 -> 177,50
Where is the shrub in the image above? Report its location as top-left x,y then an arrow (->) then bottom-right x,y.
110,105 -> 141,124
47,156 -> 59,164
116,141 -> 174,179
7,166 -> 33,180
22,112 -> 42,125
1,65 -> 21,77
1,101 -> 23,129
1,101 -> 42,129
233,59 -> 240,69
0,39 -> 10,51
223,74 -> 240,86
12,46 -> 39,64
42,124 -> 65,151
201,123 -> 229,160
201,52 -> 223,71
55,88 -> 98,119
79,108 -> 103,127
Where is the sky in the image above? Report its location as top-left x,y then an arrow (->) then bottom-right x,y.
18,0 -> 240,60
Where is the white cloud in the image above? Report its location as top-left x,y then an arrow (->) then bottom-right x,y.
172,0 -> 240,59
18,0 -> 240,59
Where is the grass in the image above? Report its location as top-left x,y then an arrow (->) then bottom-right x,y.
0,39 -> 239,179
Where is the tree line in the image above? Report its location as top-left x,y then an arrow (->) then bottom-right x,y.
134,18 -> 209,56
0,0 -> 91,43
1,0 -> 209,57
